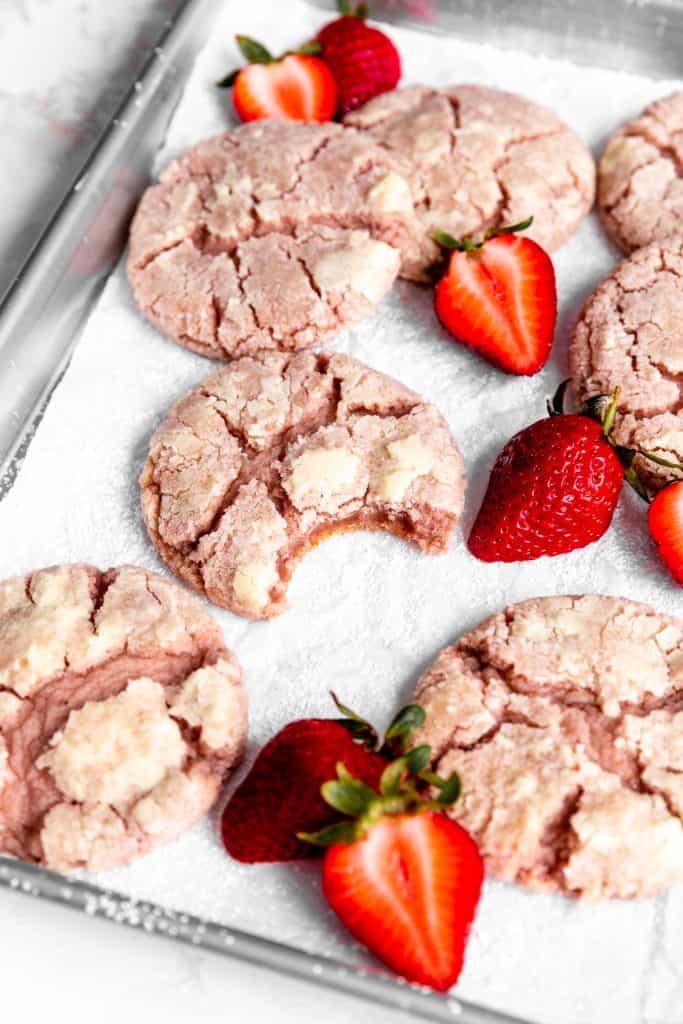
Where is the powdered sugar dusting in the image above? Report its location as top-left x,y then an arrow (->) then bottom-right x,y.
1,1 -> 682,1020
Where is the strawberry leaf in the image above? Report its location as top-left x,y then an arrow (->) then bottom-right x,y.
601,387 -> 620,437
380,757 -> 406,796
383,704 -> 426,755
236,34 -> 273,65
547,379 -> 570,417
297,40 -> 322,55
638,450 -> 683,472
489,215 -> 534,239
322,778 -> 376,816
405,744 -> 431,776
216,68 -> 241,88
330,691 -> 379,749
298,821 -> 358,847
436,771 -> 462,806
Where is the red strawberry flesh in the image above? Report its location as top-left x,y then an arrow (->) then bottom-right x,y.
322,812 -> 483,991
648,481 -> 683,585
233,54 -> 338,123
434,234 -> 557,376
221,719 -> 386,862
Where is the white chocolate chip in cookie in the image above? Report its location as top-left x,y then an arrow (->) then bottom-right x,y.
38,678 -> 186,806
368,171 -> 414,215
232,561 -> 279,616
170,660 -> 246,752
284,445 -> 363,511
377,433 -> 440,502
312,233 -> 400,305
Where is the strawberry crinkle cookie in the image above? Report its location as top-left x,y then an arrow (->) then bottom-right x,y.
570,235 -> 683,492
0,564 -> 246,872
414,595 -> 683,900
344,84 -> 595,281
140,350 -> 466,620
127,120 -> 413,358
598,91 -> 683,254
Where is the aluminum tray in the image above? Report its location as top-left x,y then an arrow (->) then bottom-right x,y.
1,2 -> 683,1021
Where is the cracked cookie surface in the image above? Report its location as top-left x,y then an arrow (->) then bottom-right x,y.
127,120 -> 411,359
344,84 -> 595,281
140,350 -> 466,620
0,564 -> 247,872
413,595 -> 683,900
598,91 -> 683,254
570,236 -> 683,491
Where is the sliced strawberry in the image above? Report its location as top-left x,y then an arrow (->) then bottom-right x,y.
648,481 -> 683,585
322,812 -> 483,991
301,750 -> 483,991
218,36 -> 338,124
434,220 -> 557,375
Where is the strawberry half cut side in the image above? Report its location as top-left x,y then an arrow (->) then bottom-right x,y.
649,481 -> 683,585
301,747 -> 483,991
217,35 -> 338,123
434,217 -> 558,376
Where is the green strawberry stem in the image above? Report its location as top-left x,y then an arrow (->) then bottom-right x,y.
338,0 -> 369,16
330,692 -> 426,755
299,752 -> 462,847
434,215 -> 534,254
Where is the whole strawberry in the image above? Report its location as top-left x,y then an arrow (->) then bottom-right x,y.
221,696 -> 425,862
316,2 -> 401,115
468,387 -> 626,562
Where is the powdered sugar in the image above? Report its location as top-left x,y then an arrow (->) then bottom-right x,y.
1,1 -> 683,1020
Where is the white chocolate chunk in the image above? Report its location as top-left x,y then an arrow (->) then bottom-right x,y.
170,660 -> 244,751
284,446 -> 361,509
368,171 -> 414,215
232,561 -> 278,615
377,433 -> 439,502
312,233 -> 399,304
38,678 -> 186,806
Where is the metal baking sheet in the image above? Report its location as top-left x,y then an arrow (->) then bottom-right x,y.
1,2 -> 683,1022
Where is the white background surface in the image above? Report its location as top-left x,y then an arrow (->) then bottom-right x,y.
2,2 -> 683,1023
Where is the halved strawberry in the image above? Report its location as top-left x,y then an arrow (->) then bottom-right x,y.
302,753 -> 483,991
221,696 -> 426,863
217,36 -> 338,123
434,218 -> 557,375
648,481 -> 683,585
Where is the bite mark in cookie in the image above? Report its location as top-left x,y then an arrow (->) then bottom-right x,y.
570,236 -> 683,491
127,121 -> 410,358
413,595 -> 683,901
0,564 -> 247,872
140,351 -> 466,619
598,92 -> 683,253
345,84 -> 595,281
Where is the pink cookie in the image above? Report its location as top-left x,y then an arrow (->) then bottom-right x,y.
414,595 -> 683,901
345,84 -> 595,281
127,121 -> 412,359
140,350 -> 466,620
598,91 -> 683,254
0,564 -> 247,873
570,236 -> 683,491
